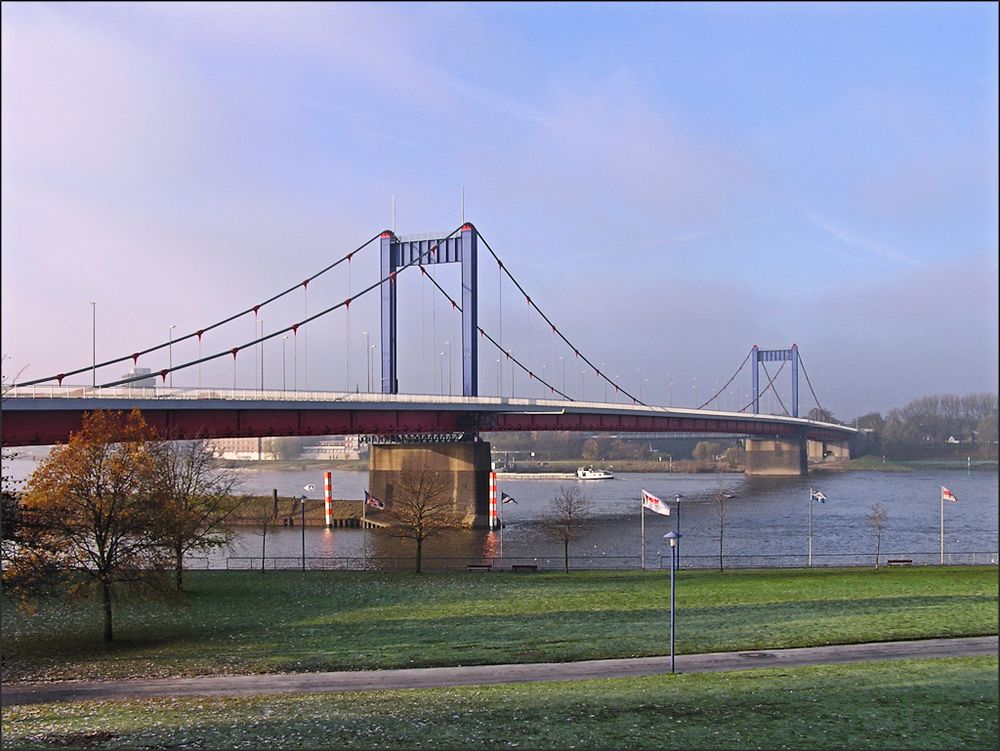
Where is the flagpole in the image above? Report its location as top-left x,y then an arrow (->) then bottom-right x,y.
362,494 -> 367,570
940,491 -> 944,565
500,488 -> 504,569
808,488 -> 813,567
641,502 -> 645,571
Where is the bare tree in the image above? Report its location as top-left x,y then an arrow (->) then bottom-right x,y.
387,463 -> 459,573
160,438 -> 247,590
541,486 -> 592,573
249,491 -> 282,573
866,503 -> 889,569
713,489 -> 735,571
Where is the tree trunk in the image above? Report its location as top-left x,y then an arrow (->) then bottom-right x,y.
101,579 -> 114,643
261,528 -> 267,573
875,535 -> 881,569
415,537 -> 423,574
719,527 -> 724,572
175,540 -> 184,590
563,540 -> 569,573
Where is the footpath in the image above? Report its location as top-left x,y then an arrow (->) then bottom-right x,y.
3,635 -> 996,707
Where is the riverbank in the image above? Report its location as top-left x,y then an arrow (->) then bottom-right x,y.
216,456 -> 998,475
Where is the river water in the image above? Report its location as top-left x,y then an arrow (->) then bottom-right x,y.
5,452 -> 996,569
220,466 -> 997,569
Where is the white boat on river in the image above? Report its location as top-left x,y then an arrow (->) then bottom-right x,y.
576,466 -> 614,480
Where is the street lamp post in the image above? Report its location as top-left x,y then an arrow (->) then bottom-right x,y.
664,530 -> 681,674
90,302 -> 96,388
444,341 -> 452,396
300,483 -> 316,571
363,331 -> 370,391
497,359 -> 502,397
301,496 -> 307,571
168,325 -> 176,387
673,494 -> 683,561
282,336 -> 288,392
560,356 -> 566,392
370,345 -> 377,392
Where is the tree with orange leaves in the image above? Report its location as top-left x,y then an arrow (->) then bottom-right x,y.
8,409 -> 173,642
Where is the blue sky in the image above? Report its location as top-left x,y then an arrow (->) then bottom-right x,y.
2,2 -> 997,418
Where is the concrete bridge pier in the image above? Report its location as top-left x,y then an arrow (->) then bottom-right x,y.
744,437 -> 808,476
807,438 -> 851,464
368,441 -> 491,529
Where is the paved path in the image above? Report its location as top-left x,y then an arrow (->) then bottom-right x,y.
3,636 -> 996,707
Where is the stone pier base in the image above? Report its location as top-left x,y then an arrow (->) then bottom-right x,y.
369,441 -> 491,528
807,438 -> 851,463
744,437 -> 807,476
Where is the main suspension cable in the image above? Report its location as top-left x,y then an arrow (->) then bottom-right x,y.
476,230 -> 644,405
759,360 -> 790,416
17,231 -> 386,387
697,348 -> 753,410
417,266 -> 573,401
100,226 -> 465,388
797,353 -> 827,418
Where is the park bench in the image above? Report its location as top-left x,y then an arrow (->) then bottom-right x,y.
511,564 -> 538,572
887,559 -> 913,566
467,563 -> 492,572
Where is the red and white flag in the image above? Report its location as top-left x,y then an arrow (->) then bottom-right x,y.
941,486 -> 958,503
641,489 -> 671,517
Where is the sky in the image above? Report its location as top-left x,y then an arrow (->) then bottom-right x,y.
2,2 -> 997,420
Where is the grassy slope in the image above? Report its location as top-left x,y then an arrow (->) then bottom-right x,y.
2,657 -> 997,749
2,567 -> 996,682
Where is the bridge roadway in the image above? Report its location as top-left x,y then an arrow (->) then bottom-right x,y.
1,386 -> 854,447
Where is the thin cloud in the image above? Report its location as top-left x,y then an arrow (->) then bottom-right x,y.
807,213 -> 924,267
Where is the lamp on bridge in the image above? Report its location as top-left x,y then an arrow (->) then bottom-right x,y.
282,336 -> 289,392
168,325 -> 176,387
663,530 -> 682,674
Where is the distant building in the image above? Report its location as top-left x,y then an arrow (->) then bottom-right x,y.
301,436 -> 365,461
206,437 -> 276,461
122,367 -> 155,387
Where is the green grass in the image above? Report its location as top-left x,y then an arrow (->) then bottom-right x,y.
843,455 -> 912,471
2,567 -> 996,683
2,656 -> 996,749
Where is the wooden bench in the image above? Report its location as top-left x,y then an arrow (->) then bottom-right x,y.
467,563 -> 492,572
511,564 -> 538,573
887,559 -> 913,566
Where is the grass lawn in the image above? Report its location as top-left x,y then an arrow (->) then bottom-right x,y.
2,567 -> 997,682
2,656 -> 996,749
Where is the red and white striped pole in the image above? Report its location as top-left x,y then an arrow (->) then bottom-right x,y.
489,471 -> 498,530
323,471 -> 332,528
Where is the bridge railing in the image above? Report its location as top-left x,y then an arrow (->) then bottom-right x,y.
215,551 -> 997,572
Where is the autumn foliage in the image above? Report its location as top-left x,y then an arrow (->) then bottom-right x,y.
7,411 -> 173,641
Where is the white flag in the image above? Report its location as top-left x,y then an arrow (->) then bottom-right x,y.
641,489 -> 671,517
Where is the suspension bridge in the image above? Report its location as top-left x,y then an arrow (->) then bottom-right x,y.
3,222 -> 853,526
